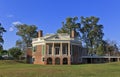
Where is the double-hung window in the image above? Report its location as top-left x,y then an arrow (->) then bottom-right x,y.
55,47 -> 60,55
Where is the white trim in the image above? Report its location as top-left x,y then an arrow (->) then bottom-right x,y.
45,41 -> 70,43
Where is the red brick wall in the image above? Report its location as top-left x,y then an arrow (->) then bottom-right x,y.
34,45 -> 44,64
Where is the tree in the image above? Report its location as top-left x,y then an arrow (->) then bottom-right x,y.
9,47 -> 22,60
16,40 -> 26,51
0,50 -> 8,55
105,40 -> 120,56
57,17 -> 80,37
15,24 -> 38,47
96,40 -> 120,56
0,23 -> 6,50
96,40 -> 108,55
96,44 -> 104,56
80,16 -> 104,55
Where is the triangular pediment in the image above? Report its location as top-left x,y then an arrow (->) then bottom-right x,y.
44,34 -> 70,41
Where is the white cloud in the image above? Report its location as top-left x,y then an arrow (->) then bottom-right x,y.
12,21 -> 22,25
9,21 -> 22,32
9,27 -> 14,32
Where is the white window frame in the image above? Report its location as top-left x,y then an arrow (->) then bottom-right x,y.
55,47 -> 60,55
62,45 -> 68,54
47,45 -> 52,55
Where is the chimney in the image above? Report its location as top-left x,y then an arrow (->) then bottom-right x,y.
70,30 -> 75,38
38,30 -> 43,37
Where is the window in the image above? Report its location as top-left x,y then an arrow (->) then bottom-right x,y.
32,58 -> 35,62
43,57 -> 45,61
48,45 -> 52,54
55,36 -> 59,39
55,47 -> 60,55
63,45 -> 67,54
32,46 -> 37,52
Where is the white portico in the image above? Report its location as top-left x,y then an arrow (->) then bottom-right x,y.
32,30 -> 83,65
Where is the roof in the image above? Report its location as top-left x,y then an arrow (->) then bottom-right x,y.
32,33 -> 81,45
82,56 -> 120,58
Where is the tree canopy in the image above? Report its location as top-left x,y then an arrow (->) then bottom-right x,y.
15,24 -> 38,47
57,16 -> 105,55
80,16 -> 104,55
0,23 -> 6,50
57,17 -> 80,37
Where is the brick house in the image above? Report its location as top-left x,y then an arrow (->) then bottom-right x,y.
28,30 -> 87,65
26,30 -> 120,64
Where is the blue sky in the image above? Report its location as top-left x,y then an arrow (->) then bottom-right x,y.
0,0 -> 120,49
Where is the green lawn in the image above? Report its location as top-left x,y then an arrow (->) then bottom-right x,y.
0,60 -> 120,77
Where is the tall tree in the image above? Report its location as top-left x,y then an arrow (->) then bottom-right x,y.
0,23 -> 6,50
15,24 -> 38,47
57,17 -> 80,37
80,16 -> 104,55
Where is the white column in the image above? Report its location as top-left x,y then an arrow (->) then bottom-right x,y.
52,42 -> 55,65
68,42 -> 71,65
44,43 -> 46,56
60,42 -> 63,65
68,42 -> 70,56
46,44 -> 49,55
60,42 -> 62,56
52,42 -> 54,56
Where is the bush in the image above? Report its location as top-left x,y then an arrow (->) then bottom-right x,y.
8,47 -> 22,60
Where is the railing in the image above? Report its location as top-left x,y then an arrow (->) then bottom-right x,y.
32,38 -> 44,42
46,53 -> 68,56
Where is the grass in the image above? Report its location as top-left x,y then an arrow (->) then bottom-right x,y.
0,60 -> 120,77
